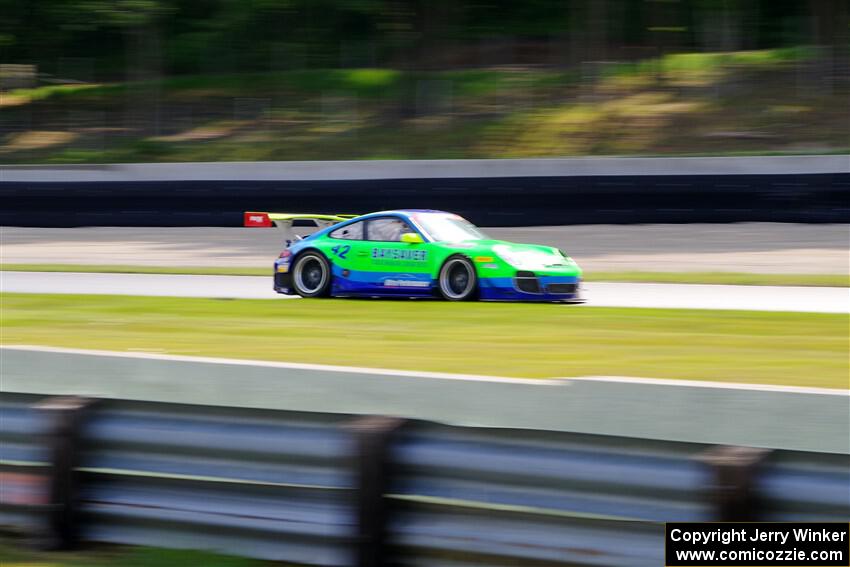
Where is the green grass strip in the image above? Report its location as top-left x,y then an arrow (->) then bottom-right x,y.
0,540 -> 281,567
77,467 -> 343,490
2,293 -> 846,389
386,493 -> 647,523
2,263 -> 847,287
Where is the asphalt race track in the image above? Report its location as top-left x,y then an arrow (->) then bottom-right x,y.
3,271 -> 847,313
2,223 -> 848,273
3,223 -> 847,312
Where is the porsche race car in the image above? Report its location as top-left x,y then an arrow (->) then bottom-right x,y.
245,209 -> 583,302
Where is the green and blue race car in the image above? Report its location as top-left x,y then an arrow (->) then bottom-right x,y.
245,209 -> 583,302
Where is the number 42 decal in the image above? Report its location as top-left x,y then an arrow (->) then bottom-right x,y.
331,244 -> 350,259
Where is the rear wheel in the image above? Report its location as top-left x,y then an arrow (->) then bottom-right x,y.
438,256 -> 478,301
292,252 -> 332,298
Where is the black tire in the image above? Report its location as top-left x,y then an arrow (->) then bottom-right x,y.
291,251 -> 332,298
438,255 -> 478,301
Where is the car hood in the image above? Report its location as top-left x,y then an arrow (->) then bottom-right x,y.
437,239 -> 580,272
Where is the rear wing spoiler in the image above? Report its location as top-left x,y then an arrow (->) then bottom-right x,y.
244,212 -> 358,228
244,211 -> 358,247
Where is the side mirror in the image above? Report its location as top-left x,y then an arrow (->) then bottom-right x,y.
400,232 -> 424,244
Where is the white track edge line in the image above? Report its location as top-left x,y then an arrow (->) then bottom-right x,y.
0,345 -> 552,386
561,375 -> 849,396
3,345 -> 847,395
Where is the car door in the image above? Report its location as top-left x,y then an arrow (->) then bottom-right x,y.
364,216 -> 433,294
325,220 -> 371,294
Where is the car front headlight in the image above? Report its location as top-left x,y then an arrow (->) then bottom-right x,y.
558,250 -> 577,266
493,245 -> 559,270
492,245 -> 527,269
494,245 -> 577,270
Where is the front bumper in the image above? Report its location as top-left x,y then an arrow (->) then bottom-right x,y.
478,275 -> 584,302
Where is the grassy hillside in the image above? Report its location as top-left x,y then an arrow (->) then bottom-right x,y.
2,48 -> 847,164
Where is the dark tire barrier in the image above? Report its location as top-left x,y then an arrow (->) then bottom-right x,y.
1,156 -> 848,226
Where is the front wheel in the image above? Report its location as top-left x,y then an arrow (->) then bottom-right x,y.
438,256 -> 478,301
292,252 -> 332,298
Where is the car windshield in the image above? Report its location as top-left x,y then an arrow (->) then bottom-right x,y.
413,213 -> 488,242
